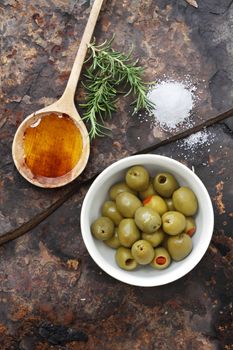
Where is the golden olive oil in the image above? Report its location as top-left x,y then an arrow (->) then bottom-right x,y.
23,113 -> 83,178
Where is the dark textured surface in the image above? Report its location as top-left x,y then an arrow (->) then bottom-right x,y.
1,0 -> 233,349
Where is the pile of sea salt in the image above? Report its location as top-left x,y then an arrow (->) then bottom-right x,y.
146,79 -> 216,154
177,129 -> 216,165
147,80 -> 196,130
182,129 -> 215,150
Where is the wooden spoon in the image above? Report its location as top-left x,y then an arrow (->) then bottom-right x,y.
12,0 -> 104,188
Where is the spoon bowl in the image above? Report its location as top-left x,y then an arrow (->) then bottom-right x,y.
12,0 -> 104,188
12,100 -> 90,188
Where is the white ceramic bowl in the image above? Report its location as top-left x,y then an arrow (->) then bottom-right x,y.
81,155 -> 214,287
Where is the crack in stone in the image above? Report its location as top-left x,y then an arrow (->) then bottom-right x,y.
0,176 -> 94,245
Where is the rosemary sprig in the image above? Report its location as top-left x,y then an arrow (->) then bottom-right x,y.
80,37 -> 155,139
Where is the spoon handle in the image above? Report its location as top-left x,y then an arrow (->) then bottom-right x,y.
61,0 -> 104,101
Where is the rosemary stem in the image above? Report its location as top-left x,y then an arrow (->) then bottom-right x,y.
81,37 -> 155,139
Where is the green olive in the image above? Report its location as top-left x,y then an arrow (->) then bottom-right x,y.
91,217 -> 114,241
125,165 -> 149,191
173,187 -> 198,216
109,182 -> 136,200
131,240 -> 154,265
185,217 -> 196,237
115,247 -> 138,271
118,219 -> 140,247
105,228 -> 121,249
162,211 -> 186,235
116,192 -> 142,218
142,229 -> 165,247
165,198 -> 175,211
139,180 -> 156,200
150,247 -> 171,270
102,200 -> 123,226
153,172 -> 179,198
167,233 -> 192,261
143,195 -> 168,216
135,207 -> 161,233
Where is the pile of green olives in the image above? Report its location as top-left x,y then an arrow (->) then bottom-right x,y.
91,165 -> 198,271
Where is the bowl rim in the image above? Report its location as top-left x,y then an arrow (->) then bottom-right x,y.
80,154 -> 214,287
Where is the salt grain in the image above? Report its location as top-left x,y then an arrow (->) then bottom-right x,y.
148,80 -> 195,130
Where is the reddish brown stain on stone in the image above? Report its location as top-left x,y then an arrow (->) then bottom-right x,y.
11,306 -> 29,321
39,303 -> 53,314
66,259 -> 80,271
62,309 -> 75,325
214,181 -> 226,215
0,323 -> 7,334
58,71 -> 70,82
101,16 -> 111,32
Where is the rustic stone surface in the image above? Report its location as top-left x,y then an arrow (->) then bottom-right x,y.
0,123 -> 232,349
1,1 -> 233,347
2,0 -> 233,238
